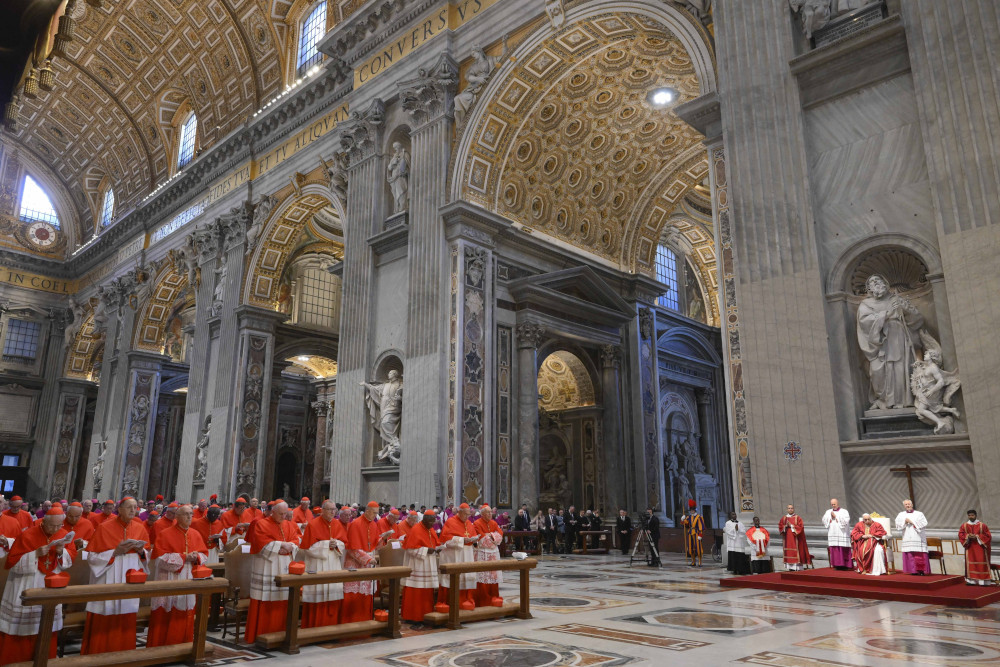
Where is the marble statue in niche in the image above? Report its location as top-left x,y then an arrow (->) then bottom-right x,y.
91,440 -> 106,493
856,274 -> 924,410
210,257 -> 227,317
193,415 -> 210,484
361,370 -> 403,465
386,142 -> 410,214
684,264 -> 706,323
789,0 -> 881,40
911,331 -> 962,434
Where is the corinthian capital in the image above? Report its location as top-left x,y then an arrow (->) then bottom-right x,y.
600,344 -> 622,368
515,321 -> 545,349
340,98 -> 385,167
398,54 -> 458,126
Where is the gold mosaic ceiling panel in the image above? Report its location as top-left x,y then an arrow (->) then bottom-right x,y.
460,13 -> 704,273
11,0 -> 286,235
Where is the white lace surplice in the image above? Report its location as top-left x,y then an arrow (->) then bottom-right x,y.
0,550 -> 72,635
343,548 -> 376,596
86,549 -> 148,616
151,551 -> 206,612
895,511 -> 928,552
402,547 -> 439,589
250,542 -> 292,602
301,539 -> 345,603
439,537 -> 476,590
473,531 -> 503,585
823,509 -> 851,548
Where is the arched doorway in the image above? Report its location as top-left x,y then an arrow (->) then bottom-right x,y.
536,349 -> 604,511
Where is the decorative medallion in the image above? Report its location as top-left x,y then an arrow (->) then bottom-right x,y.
783,441 -> 801,462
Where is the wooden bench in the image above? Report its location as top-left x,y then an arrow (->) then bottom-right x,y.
254,565 -> 411,654
501,531 -> 541,557
423,558 -> 538,630
13,576 -> 229,667
574,530 -> 612,554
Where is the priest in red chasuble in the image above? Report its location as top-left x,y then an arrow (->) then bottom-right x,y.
472,504 -> 503,606
851,513 -> 888,575
401,510 -> 441,624
0,507 -> 77,662
342,501 -> 389,623
959,509 -> 992,585
300,500 -> 347,628
82,497 -> 151,654
439,503 -> 479,608
147,504 -> 209,647
244,500 -> 301,643
778,504 -> 811,571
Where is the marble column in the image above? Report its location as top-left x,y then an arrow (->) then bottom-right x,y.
600,344 -> 625,511
328,98 -> 385,501
398,54 -> 457,505
515,321 -> 544,510
119,350 -> 167,499
309,387 -> 333,500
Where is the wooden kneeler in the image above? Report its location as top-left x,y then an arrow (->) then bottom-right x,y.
423,558 -> 538,630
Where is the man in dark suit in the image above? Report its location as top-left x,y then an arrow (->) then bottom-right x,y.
513,504 -> 531,550
565,506 -> 580,552
644,507 -> 661,566
544,508 -> 560,554
615,509 -> 633,554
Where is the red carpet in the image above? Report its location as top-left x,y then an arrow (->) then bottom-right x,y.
720,567 -> 1000,608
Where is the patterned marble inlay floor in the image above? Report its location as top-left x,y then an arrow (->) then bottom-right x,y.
140,551 -> 1000,666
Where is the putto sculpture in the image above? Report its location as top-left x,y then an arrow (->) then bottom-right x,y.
911,331 -> 961,434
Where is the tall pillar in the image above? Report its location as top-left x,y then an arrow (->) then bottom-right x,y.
329,98 -> 385,500
514,321 -> 544,509
48,378 -> 93,500
600,344 -> 624,510
119,350 -> 167,499
632,307 -> 665,517
309,388 -> 332,500
32,308 -> 71,498
397,54 -> 457,505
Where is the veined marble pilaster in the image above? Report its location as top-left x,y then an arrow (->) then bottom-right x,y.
48,378 -> 93,500
398,55 -> 457,505
515,321 -> 544,509
119,350 -> 167,499
600,344 -> 624,511
329,98 -> 385,501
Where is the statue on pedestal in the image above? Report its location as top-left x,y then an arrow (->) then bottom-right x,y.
386,142 -> 409,214
361,370 -> 403,465
856,274 -> 924,410
91,440 -> 106,494
194,415 -> 211,483
210,258 -> 227,317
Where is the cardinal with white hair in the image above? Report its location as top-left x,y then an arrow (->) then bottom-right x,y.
245,500 -> 302,643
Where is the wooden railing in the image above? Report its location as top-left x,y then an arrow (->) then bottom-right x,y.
253,565 -> 411,654
15,577 -> 228,667
424,558 -> 538,630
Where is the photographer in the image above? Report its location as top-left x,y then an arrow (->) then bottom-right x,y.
643,507 -> 661,566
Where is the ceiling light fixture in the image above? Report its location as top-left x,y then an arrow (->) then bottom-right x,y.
648,87 -> 678,108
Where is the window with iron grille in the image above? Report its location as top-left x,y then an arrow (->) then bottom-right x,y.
655,244 -> 679,310
297,266 -> 340,330
177,113 -> 197,169
19,175 -> 60,228
297,3 -> 327,76
100,187 -> 115,228
2,319 -> 41,361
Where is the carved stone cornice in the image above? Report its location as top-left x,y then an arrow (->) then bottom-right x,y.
318,0 -> 434,65
398,54 -> 458,127
192,202 -> 253,263
340,98 -> 386,168
514,321 -> 545,349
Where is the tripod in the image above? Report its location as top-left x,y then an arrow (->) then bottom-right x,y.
629,526 -> 661,567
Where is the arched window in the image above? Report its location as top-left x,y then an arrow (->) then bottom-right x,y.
177,112 -> 197,169
655,244 -> 679,310
19,174 -> 60,228
99,186 -> 115,228
297,3 -> 327,76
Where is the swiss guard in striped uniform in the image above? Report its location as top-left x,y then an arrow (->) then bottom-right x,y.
681,499 -> 704,567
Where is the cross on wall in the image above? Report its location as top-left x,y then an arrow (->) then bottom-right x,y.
889,464 -> 928,508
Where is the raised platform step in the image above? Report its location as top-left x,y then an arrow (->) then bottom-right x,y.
721,567 -> 1000,608
778,569 -> 960,590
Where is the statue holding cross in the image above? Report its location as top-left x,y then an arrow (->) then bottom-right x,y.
890,464 -> 928,508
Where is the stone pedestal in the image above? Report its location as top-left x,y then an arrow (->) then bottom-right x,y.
860,408 -> 934,439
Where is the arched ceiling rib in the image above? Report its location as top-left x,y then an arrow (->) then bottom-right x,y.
8,0 -> 287,242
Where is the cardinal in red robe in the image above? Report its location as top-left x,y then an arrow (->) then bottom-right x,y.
2,496 -> 32,532
851,514 -> 888,575
299,500 -> 347,627
377,508 -> 405,540
191,505 -> 226,563
0,513 -> 21,555
959,509 -> 992,585
147,505 -> 209,647
0,507 -> 77,662
401,510 -> 441,623
292,497 -> 313,528
439,503 -> 479,608
90,500 -> 117,526
472,505 -> 503,606
82,498 -> 151,654
778,505 -> 811,571
244,500 -> 301,643
65,502 -> 95,550
342,502 -> 388,623
220,496 -> 254,545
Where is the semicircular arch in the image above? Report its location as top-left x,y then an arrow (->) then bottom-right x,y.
132,263 -> 190,353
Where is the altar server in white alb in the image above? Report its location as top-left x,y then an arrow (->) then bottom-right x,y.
723,512 -> 750,575
822,498 -> 852,570
895,498 -> 930,575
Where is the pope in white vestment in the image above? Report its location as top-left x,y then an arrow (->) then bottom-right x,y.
895,499 -> 930,575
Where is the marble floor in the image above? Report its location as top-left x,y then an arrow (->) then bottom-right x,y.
187,552 -> 1000,666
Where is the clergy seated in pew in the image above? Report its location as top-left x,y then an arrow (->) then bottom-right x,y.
245,500 -> 301,643
147,505 -> 209,647
82,497 -> 151,654
851,513 -> 888,576
0,507 -> 76,663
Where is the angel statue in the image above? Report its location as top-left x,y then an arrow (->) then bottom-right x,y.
361,370 -> 403,465
911,330 -> 961,435
453,36 -> 509,127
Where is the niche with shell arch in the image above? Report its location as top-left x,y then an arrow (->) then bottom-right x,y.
365,350 -> 404,466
